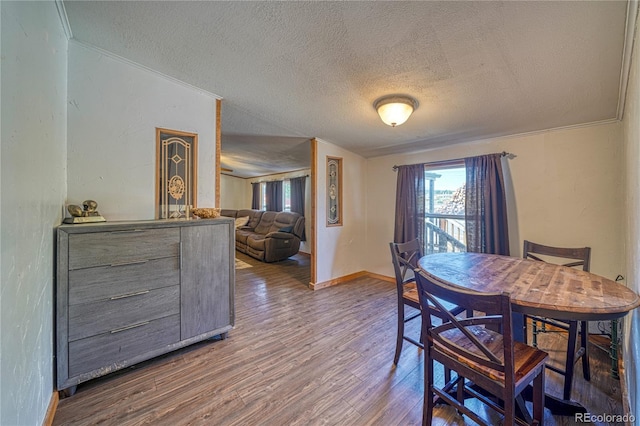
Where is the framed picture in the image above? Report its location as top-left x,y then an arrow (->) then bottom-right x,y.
326,156 -> 342,226
156,128 -> 198,219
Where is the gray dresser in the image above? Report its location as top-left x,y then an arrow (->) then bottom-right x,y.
56,218 -> 235,395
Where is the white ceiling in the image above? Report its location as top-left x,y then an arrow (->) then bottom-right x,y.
63,1 -> 630,178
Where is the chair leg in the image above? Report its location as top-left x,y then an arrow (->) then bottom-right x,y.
456,376 -> 465,410
533,368 -> 546,426
394,304 -> 405,365
504,387 -> 515,426
581,320 -> 591,381
563,321 -> 579,400
423,349 -> 434,426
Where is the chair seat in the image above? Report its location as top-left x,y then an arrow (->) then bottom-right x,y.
437,326 -> 549,384
403,281 -> 465,316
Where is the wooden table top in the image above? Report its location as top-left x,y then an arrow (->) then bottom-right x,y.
418,252 -> 640,321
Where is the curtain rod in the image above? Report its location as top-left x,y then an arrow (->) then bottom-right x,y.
250,174 -> 309,184
392,151 -> 513,171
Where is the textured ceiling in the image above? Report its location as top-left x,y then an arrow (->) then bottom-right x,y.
63,1 -> 628,178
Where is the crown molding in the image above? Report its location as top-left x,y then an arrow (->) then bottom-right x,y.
617,0 -> 638,120
55,0 -> 72,40
69,39 -> 222,100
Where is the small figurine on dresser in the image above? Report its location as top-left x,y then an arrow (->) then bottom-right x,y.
63,199 -> 106,224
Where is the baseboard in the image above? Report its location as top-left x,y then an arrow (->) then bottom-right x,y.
618,352 -> 631,425
366,271 -> 395,283
43,391 -> 59,426
310,271 -> 369,290
309,271 -> 394,290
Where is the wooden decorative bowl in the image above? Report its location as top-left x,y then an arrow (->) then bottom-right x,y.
191,207 -> 221,219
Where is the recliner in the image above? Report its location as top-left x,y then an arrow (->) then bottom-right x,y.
222,209 -> 305,262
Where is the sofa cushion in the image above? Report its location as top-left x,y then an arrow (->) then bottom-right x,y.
235,229 -> 254,245
238,209 -> 264,228
247,235 -> 266,251
235,216 -> 250,228
268,212 -> 302,236
254,211 -> 278,234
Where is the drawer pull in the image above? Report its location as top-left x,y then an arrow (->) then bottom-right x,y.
110,321 -> 150,334
111,229 -> 146,234
110,259 -> 148,267
110,290 -> 150,300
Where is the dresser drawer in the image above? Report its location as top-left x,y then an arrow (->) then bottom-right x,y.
68,285 -> 179,341
69,257 -> 180,305
68,314 -> 180,377
68,228 -> 180,270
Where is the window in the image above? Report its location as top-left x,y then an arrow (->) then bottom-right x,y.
256,180 -> 289,211
424,164 -> 466,254
283,180 -> 291,212
260,182 -> 267,211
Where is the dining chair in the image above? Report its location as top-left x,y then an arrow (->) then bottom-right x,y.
389,240 -> 467,365
415,268 -> 549,426
523,240 -> 591,401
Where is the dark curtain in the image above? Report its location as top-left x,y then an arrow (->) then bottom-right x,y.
290,176 -> 306,241
265,181 -> 283,212
290,177 -> 306,215
251,182 -> 261,210
465,154 -> 510,255
394,164 -> 425,248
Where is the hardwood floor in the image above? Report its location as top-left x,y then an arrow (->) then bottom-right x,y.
54,252 -> 623,425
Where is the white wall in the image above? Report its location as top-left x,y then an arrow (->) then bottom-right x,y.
622,7 -> 640,418
1,2 -> 68,424
365,122 -> 623,285
220,174 -> 249,209
315,139 -> 367,283
67,41 -> 218,221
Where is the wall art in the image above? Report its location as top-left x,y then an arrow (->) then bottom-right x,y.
156,128 -> 198,219
326,156 -> 342,226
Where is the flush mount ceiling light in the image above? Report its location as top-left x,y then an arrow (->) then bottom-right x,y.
374,95 -> 418,127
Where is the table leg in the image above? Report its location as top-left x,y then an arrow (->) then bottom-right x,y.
513,312 -> 588,416
610,319 -> 619,379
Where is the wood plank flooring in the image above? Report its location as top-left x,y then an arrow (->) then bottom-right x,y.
54,252 -> 624,425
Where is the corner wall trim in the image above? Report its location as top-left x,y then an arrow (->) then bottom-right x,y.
617,0 -> 639,120
43,391 -> 59,426
54,0 -> 72,40
309,271 -> 394,290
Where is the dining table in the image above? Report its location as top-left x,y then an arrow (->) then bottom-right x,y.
417,251 -> 640,416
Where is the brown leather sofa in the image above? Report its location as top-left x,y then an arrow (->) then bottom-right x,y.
221,209 -> 305,262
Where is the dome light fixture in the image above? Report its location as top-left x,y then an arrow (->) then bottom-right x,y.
374,95 -> 418,127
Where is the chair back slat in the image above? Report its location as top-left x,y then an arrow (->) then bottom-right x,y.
415,269 -> 514,377
389,239 -> 422,288
523,240 -> 590,271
